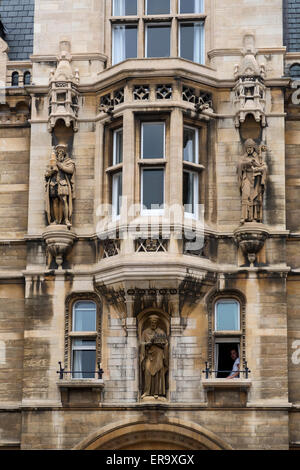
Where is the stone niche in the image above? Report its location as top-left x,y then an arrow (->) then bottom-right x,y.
138,310 -> 170,402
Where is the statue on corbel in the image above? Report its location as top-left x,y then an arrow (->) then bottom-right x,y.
48,40 -> 80,132
42,144 -> 76,270
234,139 -> 269,267
233,34 -> 267,128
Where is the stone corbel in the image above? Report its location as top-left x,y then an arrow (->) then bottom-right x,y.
234,223 -> 269,267
42,224 -> 76,270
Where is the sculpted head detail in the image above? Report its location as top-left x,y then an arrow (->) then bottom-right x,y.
149,314 -> 159,330
244,138 -> 257,156
55,144 -> 68,162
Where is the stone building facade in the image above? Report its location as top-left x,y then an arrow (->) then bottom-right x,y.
0,0 -> 300,450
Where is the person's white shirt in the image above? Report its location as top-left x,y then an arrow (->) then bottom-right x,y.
229,357 -> 240,377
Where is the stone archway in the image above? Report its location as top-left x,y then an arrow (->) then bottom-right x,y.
73,418 -> 233,451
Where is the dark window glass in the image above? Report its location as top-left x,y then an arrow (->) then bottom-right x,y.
146,24 -> 171,58
180,0 -> 203,14
183,171 -> 195,213
113,25 -> 138,64
146,0 -> 170,15
142,169 -> 164,210
180,22 -> 204,63
216,343 -> 240,378
113,0 -> 137,15
23,71 -> 31,85
142,123 -> 165,159
11,72 -> 19,87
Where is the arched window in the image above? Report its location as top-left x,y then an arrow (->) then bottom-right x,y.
71,300 -> 97,378
23,71 -> 31,85
213,299 -> 241,378
11,71 -> 19,87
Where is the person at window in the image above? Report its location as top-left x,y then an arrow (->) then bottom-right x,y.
227,349 -> 240,379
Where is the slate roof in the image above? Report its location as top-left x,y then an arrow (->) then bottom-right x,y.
0,0 -> 34,61
283,0 -> 300,53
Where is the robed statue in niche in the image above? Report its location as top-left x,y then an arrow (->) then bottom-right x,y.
140,314 -> 169,399
237,138 -> 267,224
45,144 -> 75,228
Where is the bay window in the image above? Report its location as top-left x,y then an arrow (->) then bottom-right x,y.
110,2 -> 206,64
179,22 -> 204,64
113,0 -> 137,16
146,24 -> 171,58
72,301 -> 97,379
112,24 -> 138,65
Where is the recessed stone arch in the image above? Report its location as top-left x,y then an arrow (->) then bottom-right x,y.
73,418 -> 233,450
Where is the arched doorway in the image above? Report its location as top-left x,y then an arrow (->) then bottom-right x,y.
73,418 -> 233,451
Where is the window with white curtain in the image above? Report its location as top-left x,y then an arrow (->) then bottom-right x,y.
179,22 -> 204,64
183,170 -> 198,217
72,301 -> 97,379
112,24 -> 138,65
113,128 -> 123,165
112,172 -> 123,218
179,0 -> 203,14
113,0 -> 137,16
183,126 -> 199,163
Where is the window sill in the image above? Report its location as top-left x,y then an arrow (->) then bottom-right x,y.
138,158 -> 166,166
106,163 -> 123,174
202,378 -> 252,389
57,379 -> 104,389
183,161 -> 205,172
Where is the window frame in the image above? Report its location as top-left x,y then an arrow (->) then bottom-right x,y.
178,21 -> 205,65
113,127 -> 123,165
65,296 -> 101,380
145,22 -> 172,59
183,125 -> 199,164
214,299 -> 241,332
183,169 -> 199,219
141,121 -> 166,160
112,23 -> 138,65
179,0 -> 204,14
141,166 -> 165,216
145,0 -> 171,16
112,171 -> 123,219
112,0 -> 138,16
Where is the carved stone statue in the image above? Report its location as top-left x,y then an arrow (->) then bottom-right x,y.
237,139 -> 267,224
140,315 -> 168,399
45,144 -> 75,228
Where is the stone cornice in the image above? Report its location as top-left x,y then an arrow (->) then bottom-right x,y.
30,52 -> 107,63
208,46 -> 287,59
